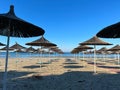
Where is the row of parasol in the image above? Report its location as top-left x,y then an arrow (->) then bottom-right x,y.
71,20 -> 120,74
71,44 -> 120,55
0,5 -> 63,90
71,43 -> 120,72
71,36 -> 112,73
0,41 -> 63,54
0,36 -> 63,53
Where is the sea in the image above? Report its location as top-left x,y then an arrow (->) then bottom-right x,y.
0,52 -> 117,59
0,52 -> 74,58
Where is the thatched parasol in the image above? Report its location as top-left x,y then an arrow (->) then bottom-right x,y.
26,35 -> 57,56
0,42 -> 6,46
26,46 -> 36,53
26,35 -> 57,55
0,46 -> 14,50
75,45 -> 93,50
96,22 -> 120,38
80,36 -> 112,73
96,47 -> 108,54
75,45 -> 93,61
26,35 -> 56,47
0,5 -> 45,90
10,42 -> 26,52
107,45 -> 120,66
0,5 -> 45,37
107,45 -> 120,51
26,36 -> 57,68
96,47 -> 109,62
0,42 -> 6,65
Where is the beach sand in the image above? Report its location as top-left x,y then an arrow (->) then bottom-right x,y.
0,57 -> 120,90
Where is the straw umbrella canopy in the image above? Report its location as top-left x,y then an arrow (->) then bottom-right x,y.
75,45 -> 93,60
35,48 -> 44,53
80,36 -> 112,45
96,47 -> 109,62
75,45 -> 93,51
0,5 -> 45,37
51,47 -> 63,54
71,48 -> 79,58
96,47 -> 108,54
46,46 -> 63,58
15,49 -> 24,52
71,48 -> 83,54
26,35 -> 57,54
0,42 -> 6,46
107,45 -> 120,54
0,46 -> 14,58
26,35 -> 57,55
96,22 -> 120,38
96,22 -> 120,67
26,36 -> 57,67
43,46 -> 57,55
26,46 -> 36,53
107,45 -> 120,51
80,36 -> 112,73
0,42 -> 6,66
48,46 -> 59,51
0,5 -> 45,90
57,49 -> 64,54
0,46 -> 14,51
10,42 -> 26,65
107,45 -> 120,65
0,42 -> 6,56
26,36 -> 56,47
10,42 -> 26,52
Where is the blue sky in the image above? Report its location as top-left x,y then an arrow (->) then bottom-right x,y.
0,0 -> 120,52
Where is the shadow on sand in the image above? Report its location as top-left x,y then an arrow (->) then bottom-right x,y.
97,65 -> 120,69
0,70 -> 34,80
87,62 -> 106,65
23,65 -> 46,69
0,70 -> 120,90
64,65 -> 84,68
63,62 -> 78,64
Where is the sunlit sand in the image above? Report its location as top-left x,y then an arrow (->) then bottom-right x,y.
0,57 -> 120,90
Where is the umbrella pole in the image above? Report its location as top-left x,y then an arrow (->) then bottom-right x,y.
75,53 -> 77,60
48,49 -> 51,63
94,45 -> 97,73
82,51 -> 85,67
0,51 -> 1,66
3,29 -> 10,90
83,51 -> 85,61
103,53 -> 105,63
117,53 -> 120,67
15,49 -> 19,70
79,52 -> 80,60
39,46 -> 42,72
